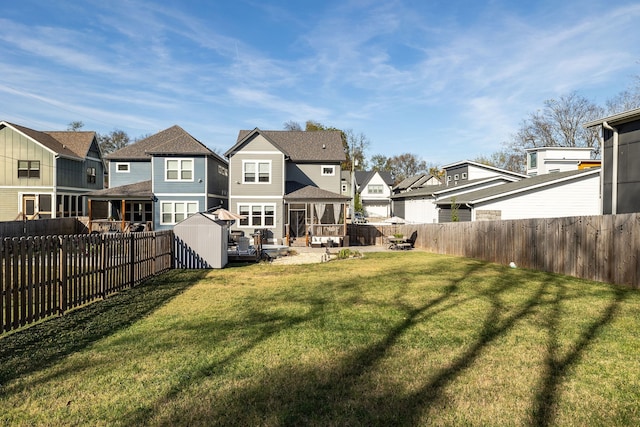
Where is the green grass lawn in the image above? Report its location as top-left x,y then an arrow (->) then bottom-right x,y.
1,251 -> 639,426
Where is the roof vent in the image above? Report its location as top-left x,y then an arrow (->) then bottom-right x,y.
322,144 -> 326,149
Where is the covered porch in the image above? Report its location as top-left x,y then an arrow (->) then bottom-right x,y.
85,180 -> 154,233
284,184 -> 350,247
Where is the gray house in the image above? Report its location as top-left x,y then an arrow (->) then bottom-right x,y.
584,107 -> 640,214
224,129 -> 349,246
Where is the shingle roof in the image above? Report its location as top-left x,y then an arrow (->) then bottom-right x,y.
355,170 -> 394,187
3,122 -> 84,160
106,125 -> 223,162
228,129 -> 346,162
391,176 -> 518,199
284,181 -> 350,201
45,131 -> 97,158
85,180 -> 153,199
436,168 -> 600,205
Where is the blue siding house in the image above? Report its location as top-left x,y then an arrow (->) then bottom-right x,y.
87,125 -> 228,231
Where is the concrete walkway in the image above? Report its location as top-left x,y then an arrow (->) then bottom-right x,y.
269,244 -> 395,265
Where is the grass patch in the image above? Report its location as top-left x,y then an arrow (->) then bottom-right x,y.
1,252 -> 639,426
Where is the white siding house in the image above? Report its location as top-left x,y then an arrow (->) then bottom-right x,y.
525,146 -> 598,176
436,168 -> 601,221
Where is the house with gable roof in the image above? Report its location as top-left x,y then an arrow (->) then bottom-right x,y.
392,161 -> 525,223
87,125 -> 228,231
0,121 -> 105,221
224,128 -> 350,246
392,173 -> 441,195
435,167 -> 600,222
354,170 -> 394,218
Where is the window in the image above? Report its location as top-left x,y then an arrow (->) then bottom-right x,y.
18,160 -> 40,178
238,204 -> 275,227
454,174 -> 459,180
165,158 -> 193,181
116,163 -> 130,173
243,160 -> 271,183
321,165 -> 335,176
529,152 -> 538,169
368,184 -> 383,194
160,201 -> 198,224
447,175 -> 452,182
461,173 -> 467,180
87,167 -> 96,183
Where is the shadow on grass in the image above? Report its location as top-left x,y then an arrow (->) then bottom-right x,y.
0,269 -> 207,391
532,283 -> 629,427
123,256 -> 632,426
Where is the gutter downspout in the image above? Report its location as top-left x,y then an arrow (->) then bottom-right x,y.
602,121 -> 618,214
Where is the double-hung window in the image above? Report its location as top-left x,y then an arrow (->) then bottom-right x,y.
243,160 -> 271,183
161,201 -> 198,224
238,204 -> 275,227
18,160 -> 40,178
165,158 -> 193,181
87,167 -> 96,183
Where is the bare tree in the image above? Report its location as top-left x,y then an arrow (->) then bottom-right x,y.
496,92 -> 603,173
67,121 -> 84,131
283,120 -> 302,131
606,77 -> 640,114
98,129 -> 130,154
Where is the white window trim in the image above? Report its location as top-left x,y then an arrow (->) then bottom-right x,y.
160,200 -> 199,225
115,162 -> 130,173
242,160 -> 272,184
367,184 -> 383,194
165,158 -> 194,182
321,165 -> 336,176
237,203 -> 276,228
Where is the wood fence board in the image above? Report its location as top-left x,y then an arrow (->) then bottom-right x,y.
1,230 -> 174,336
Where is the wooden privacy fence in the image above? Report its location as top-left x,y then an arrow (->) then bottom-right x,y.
349,213 -> 640,288
0,231 -> 173,335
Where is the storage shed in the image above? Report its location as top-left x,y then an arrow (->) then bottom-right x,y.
173,213 -> 228,269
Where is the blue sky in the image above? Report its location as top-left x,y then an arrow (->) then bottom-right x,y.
1,0 -> 639,166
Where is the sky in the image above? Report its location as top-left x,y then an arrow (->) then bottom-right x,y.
1,0 -> 639,166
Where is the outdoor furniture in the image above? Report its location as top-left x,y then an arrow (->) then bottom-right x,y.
387,236 -> 412,250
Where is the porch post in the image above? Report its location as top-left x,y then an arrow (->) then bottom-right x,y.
88,199 -> 93,232
121,199 -> 126,231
